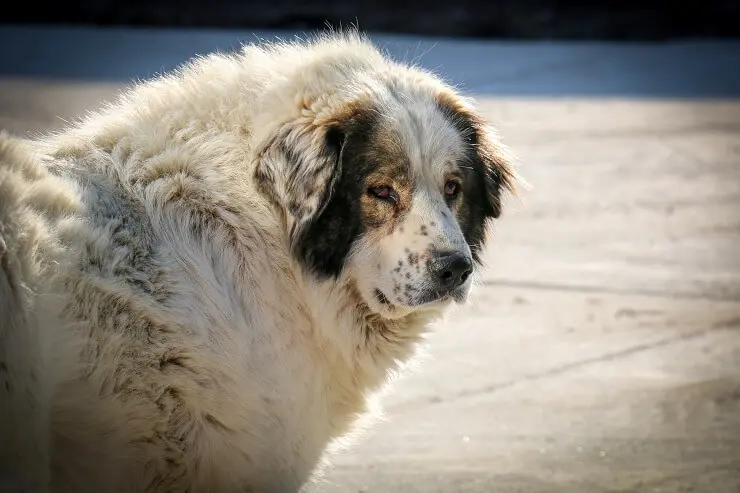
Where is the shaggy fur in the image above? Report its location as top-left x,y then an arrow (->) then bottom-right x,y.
0,31 -> 518,492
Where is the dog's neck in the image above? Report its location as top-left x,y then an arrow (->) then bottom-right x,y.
298,274 -> 442,393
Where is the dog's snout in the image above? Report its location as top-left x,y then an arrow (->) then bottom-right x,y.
431,252 -> 473,290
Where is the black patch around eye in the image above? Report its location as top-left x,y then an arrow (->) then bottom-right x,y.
292,110 -> 381,279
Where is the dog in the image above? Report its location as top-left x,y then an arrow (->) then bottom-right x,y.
0,30 -> 519,492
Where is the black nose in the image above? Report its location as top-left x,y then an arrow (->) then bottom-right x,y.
431,252 -> 473,290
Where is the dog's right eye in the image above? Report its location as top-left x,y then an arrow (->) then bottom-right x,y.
368,185 -> 399,204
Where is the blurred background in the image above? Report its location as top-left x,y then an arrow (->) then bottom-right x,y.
1,2 -> 739,493
3,0 -> 740,39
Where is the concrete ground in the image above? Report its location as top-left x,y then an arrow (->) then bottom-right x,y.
1,26 -> 739,493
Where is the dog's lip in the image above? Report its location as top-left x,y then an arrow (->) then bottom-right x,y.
373,288 -> 393,307
452,284 -> 469,301
375,283 -> 467,309
414,284 -> 469,306
413,289 -> 452,306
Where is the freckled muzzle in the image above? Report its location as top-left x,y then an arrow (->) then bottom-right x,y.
397,249 -> 474,307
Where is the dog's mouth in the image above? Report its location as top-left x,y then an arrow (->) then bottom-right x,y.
411,284 -> 468,307
373,285 -> 467,311
374,288 -> 393,306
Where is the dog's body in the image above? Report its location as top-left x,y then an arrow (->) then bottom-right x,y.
0,32 -> 517,492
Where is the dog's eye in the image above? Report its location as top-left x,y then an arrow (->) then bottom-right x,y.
444,180 -> 461,198
369,185 -> 399,204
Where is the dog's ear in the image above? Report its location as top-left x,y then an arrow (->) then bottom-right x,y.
466,119 -> 519,220
255,120 -> 356,277
436,92 -> 521,260
255,122 -> 345,231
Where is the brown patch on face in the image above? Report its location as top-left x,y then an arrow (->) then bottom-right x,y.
320,96 -> 374,127
271,97 -> 382,278
356,125 -> 413,234
289,97 -> 414,278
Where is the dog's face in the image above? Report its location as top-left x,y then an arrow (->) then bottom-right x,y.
256,83 -> 516,319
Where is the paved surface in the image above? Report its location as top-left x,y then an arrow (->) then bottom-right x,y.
1,26 -> 739,493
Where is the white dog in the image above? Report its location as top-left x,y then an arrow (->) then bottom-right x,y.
0,30 -> 518,492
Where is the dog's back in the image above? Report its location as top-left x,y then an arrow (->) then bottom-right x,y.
0,133 -> 54,492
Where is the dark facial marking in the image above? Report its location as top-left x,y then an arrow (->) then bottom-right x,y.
359,131 -> 413,230
435,92 -> 516,263
291,123 -> 359,278
293,107 -> 413,278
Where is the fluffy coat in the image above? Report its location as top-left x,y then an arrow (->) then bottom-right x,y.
0,31 -> 518,492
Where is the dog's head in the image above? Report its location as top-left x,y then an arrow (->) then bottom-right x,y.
255,52 -> 517,319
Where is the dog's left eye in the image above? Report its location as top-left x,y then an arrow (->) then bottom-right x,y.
369,185 -> 399,204
444,180 -> 460,198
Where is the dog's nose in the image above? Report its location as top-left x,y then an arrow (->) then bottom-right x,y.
431,252 -> 473,290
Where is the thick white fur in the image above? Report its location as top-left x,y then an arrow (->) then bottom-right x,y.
0,31 -> 514,492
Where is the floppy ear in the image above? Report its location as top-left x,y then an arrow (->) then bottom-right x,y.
436,91 -> 521,260
436,92 -> 519,216
255,121 -> 357,277
467,119 -> 519,220
254,122 -> 345,235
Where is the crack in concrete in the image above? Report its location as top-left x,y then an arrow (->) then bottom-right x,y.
392,320 -> 740,411
478,279 -> 740,303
